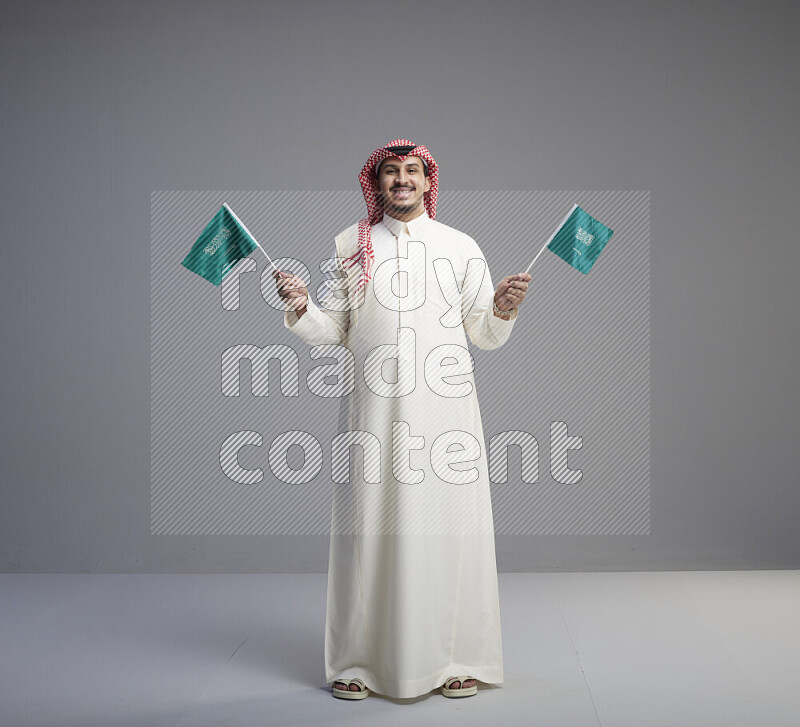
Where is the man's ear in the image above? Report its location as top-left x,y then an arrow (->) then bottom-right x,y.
424,175 -> 431,193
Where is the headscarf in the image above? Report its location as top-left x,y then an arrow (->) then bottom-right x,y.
342,138 -> 439,296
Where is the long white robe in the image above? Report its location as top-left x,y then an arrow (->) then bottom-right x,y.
284,209 -> 518,698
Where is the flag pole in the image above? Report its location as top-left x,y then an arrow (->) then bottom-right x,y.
525,202 -> 579,275
223,202 -> 280,273
524,238 -> 550,275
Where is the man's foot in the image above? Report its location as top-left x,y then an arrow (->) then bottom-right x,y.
445,678 -> 476,689
331,677 -> 369,699
441,675 -> 478,697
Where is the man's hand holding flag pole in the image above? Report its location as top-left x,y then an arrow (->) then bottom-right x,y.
492,202 -> 614,318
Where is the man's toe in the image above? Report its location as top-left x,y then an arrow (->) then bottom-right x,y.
333,680 -> 364,692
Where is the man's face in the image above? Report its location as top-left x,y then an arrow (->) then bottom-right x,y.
375,155 -> 431,217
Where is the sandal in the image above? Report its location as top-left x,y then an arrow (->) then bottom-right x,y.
441,675 -> 478,698
332,677 -> 370,699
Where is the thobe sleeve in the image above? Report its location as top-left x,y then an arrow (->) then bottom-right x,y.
461,236 -> 519,350
283,234 -> 350,346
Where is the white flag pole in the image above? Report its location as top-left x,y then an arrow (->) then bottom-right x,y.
525,202 -> 579,275
524,238 -> 550,275
223,202 -> 281,273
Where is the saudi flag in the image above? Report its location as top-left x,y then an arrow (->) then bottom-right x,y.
181,203 -> 260,286
527,203 -> 614,275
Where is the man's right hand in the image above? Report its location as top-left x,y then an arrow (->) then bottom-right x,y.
272,269 -> 309,317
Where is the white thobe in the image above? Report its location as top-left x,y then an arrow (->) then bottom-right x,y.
284,209 -> 519,698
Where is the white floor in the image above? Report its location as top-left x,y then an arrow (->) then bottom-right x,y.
1,571 -> 798,726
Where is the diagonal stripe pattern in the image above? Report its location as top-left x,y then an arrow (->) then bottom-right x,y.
151,191 -> 650,534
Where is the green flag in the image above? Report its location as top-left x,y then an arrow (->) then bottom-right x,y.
526,203 -> 614,276
181,203 -> 260,286
545,203 -> 614,274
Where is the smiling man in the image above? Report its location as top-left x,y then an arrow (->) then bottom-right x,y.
375,153 -> 430,217
273,138 -> 531,701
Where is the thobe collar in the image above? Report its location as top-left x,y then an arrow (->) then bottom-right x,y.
382,208 -> 430,238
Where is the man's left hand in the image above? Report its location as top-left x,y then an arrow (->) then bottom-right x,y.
494,273 -> 531,311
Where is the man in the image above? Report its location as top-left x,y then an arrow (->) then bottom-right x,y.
273,139 -> 530,700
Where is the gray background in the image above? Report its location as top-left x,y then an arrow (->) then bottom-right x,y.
1,0 -> 797,571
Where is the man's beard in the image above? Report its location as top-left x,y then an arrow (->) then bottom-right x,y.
388,200 -> 416,214
381,190 -> 421,215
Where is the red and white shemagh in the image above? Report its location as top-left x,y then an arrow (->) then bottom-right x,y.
341,138 -> 439,294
